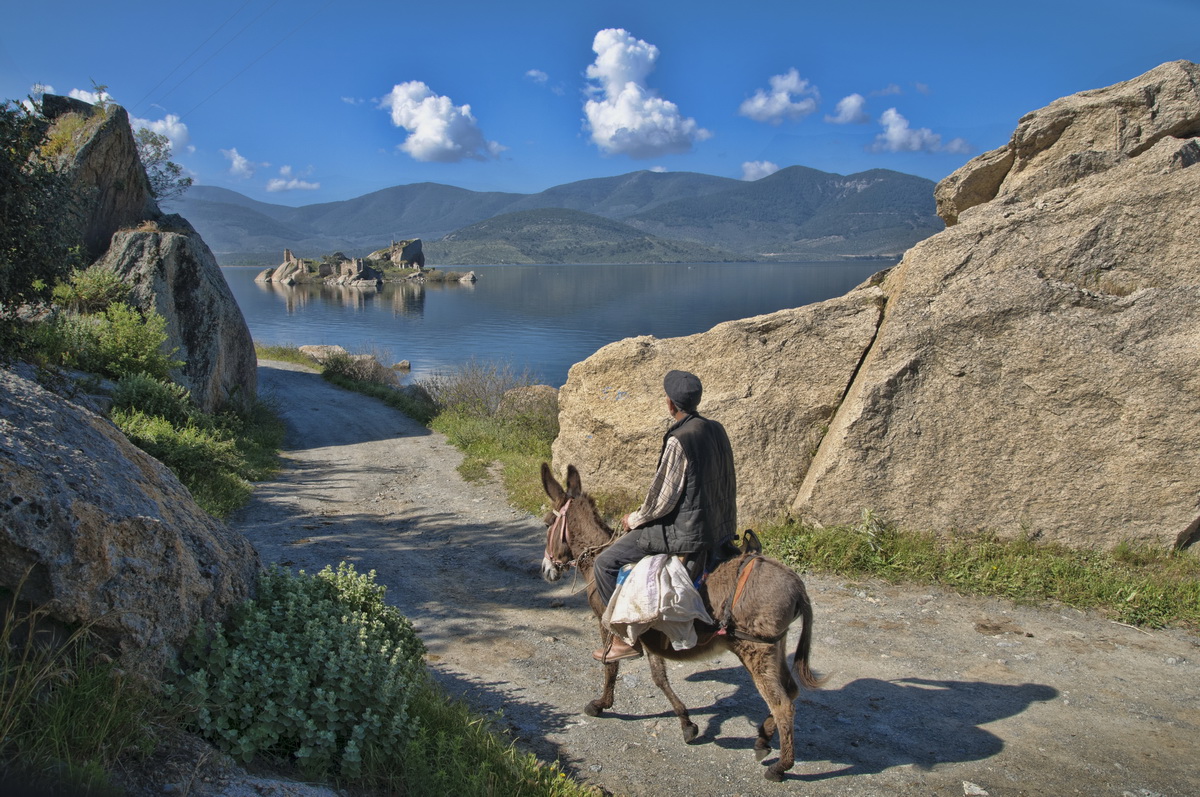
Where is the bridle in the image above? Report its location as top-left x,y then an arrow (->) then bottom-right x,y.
543,499 -> 573,569
543,498 -> 611,576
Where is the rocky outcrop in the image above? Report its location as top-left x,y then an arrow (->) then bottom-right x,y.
42,96 -> 159,260
553,282 -> 886,522
0,366 -> 259,676
39,96 -> 257,412
369,239 -> 425,269
93,219 -> 257,412
553,61 -> 1200,550
936,60 -> 1200,225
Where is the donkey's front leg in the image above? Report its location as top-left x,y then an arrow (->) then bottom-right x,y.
647,653 -> 699,743
585,628 -> 620,717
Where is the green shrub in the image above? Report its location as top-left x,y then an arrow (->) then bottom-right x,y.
79,303 -> 182,380
112,372 -> 195,426
51,264 -> 128,314
172,564 -> 426,782
111,408 -> 250,516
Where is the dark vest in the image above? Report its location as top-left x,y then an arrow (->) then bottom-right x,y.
638,413 -> 737,555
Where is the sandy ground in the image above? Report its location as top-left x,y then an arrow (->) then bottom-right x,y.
207,360 -> 1198,796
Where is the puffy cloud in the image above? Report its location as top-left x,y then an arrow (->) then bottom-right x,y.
220,147 -> 264,179
583,28 -> 711,159
525,69 -> 548,84
738,68 -> 819,124
870,108 -> 971,154
825,93 -> 870,125
741,160 -> 780,181
649,165 -> 667,173
131,113 -> 192,154
68,87 -> 112,105
266,164 -> 319,192
379,81 -> 504,163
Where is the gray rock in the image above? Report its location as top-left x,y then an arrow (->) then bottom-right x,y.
0,367 -> 259,677
93,219 -> 257,413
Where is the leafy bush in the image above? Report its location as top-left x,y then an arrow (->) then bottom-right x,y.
51,264 -> 128,313
112,372 -> 195,426
40,302 -> 182,381
0,100 -> 83,315
112,408 -> 251,515
172,564 -> 426,782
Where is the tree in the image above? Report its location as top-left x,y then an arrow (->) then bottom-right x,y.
135,128 -> 192,203
0,99 -> 82,311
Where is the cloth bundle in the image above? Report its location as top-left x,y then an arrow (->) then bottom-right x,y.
602,554 -> 715,650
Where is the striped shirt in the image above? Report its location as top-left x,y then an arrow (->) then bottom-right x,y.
626,435 -> 688,530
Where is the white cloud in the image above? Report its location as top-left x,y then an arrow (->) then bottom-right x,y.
650,165 -> 667,173
583,28 -> 711,159
525,69 -> 548,84
266,164 -> 319,192
68,87 -> 112,105
131,113 -> 191,154
220,147 -> 264,178
738,68 -> 819,124
741,160 -> 780,181
825,93 -> 870,125
341,96 -> 365,105
872,83 -> 903,97
378,81 -> 504,163
870,108 -> 971,154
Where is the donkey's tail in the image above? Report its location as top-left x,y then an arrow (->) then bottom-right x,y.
791,583 -> 826,689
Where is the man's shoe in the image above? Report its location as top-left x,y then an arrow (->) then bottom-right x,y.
592,636 -> 643,663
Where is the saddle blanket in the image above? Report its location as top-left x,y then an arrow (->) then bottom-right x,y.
603,554 -> 715,650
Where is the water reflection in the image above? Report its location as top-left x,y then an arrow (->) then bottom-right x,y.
225,261 -> 892,387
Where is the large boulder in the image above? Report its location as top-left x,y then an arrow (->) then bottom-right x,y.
552,281 -> 886,522
0,366 -> 260,676
93,218 -> 258,412
41,96 -> 159,259
553,61 -> 1200,550
935,60 -> 1200,225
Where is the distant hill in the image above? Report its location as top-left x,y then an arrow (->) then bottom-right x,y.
165,167 -> 942,265
424,208 -> 744,264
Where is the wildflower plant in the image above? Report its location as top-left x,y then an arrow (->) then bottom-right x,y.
172,563 -> 426,781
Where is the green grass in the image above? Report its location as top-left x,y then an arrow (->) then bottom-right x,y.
1,576 -> 168,795
759,512 -> 1200,630
254,342 -> 321,369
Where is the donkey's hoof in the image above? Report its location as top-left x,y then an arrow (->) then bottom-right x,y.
754,743 -> 771,762
763,764 -> 786,782
583,701 -> 604,717
682,722 -> 699,744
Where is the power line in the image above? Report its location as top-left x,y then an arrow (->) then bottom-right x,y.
130,0 -> 255,116
179,0 -> 334,121
146,0 -> 284,115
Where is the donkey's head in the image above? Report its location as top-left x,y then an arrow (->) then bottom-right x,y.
540,462 -> 609,583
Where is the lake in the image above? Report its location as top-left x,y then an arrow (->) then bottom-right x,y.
222,261 -> 892,388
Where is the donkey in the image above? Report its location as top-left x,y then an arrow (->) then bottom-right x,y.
540,462 -> 822,781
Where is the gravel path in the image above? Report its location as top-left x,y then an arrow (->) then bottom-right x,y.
219,360 -> 1198,797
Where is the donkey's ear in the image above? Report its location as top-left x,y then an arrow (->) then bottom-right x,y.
541,462 -> 566,506
566,464 -> 583,497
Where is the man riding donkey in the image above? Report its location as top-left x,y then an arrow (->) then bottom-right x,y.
592,369 -> 739,663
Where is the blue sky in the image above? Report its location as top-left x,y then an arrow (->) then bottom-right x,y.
3,0 -> 1197,205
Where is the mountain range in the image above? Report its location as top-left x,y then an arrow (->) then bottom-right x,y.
164,166 -> 944,265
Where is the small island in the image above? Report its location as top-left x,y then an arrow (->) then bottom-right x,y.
253,239 -> 477,287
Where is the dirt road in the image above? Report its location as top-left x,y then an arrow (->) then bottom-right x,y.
229,360 -> 1199,796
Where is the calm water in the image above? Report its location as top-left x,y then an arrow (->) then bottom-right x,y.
223,262 -> 890,388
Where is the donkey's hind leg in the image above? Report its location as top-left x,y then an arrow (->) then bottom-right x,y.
735,641 -> 798,781
647,653 -> 700,743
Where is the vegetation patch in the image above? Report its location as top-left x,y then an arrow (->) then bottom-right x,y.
760,511 -> 1200,629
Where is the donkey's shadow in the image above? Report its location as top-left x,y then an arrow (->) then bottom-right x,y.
682,665 -> 1057,779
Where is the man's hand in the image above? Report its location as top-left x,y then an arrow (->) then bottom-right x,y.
621,514 -> 632,532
